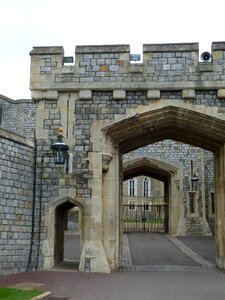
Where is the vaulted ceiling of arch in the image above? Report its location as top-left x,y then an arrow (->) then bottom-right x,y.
123,157 -> 178,182
103,106 -> 225,153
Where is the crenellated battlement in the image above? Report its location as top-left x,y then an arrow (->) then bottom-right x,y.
30,42 -> 225,100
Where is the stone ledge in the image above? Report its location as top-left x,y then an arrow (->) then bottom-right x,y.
0,128 -> 34,148
143,43 -> 199,53
31,80 -> 224,92
31,90 -> 58,100
30,46 -> 64,55
76,44 -> 130,54
212,42 -> 225,51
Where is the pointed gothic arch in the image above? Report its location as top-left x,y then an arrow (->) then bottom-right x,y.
43,197 -> 84,270
101,106 -> 225,270
123,157 -> 181,235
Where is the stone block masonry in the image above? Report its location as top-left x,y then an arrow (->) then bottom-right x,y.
30,42 -> 225,94
28,42 -> 225,273
0,94 -> 36,139
0,129 -> 34,275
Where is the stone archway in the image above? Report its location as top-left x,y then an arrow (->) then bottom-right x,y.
123,157 -> 182,235
99,105 -> 225,271
42,198 -> 84,270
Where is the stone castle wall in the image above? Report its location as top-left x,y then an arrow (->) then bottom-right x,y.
0,128 -> 34,275
28,42 -> 225,272
1,42 -> 224,274
0,94 -> 36,138
0,95 -> 36,274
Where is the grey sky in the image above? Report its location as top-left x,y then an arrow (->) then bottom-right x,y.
1,0 -> 224,99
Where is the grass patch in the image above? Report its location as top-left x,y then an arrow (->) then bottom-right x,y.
0,287 -> 42,300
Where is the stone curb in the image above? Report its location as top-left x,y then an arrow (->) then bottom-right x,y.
31,291 -> 51,300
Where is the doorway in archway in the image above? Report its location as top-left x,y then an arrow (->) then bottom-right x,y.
55,201 -> 82,269
123,176 -> 167,233
121,140 -> 215,269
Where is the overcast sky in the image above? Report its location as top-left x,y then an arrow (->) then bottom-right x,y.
1,0 -> 225,100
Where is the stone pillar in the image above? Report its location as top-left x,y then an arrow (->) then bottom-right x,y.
199,149 -> 212,236
102,149 -> 121,270
169,172 -> 185,235
215,144 -> 225,269
79,151 -> 110,273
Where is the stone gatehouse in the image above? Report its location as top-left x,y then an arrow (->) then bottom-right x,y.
1,42 -> 225,274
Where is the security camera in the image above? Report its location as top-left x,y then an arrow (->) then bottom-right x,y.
200,52 -> 211,62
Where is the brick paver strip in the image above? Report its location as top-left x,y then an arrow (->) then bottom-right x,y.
166,235 -> 220,272
123,264 -> 216,272
122,234 -> 132,266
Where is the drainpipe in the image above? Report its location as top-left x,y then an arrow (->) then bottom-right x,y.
27,131 -> 37,271
35,153 -> 44,270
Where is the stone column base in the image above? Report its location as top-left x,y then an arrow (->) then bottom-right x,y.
79,240 -> 110,273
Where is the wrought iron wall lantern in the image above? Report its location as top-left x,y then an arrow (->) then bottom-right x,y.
51,126 -> 69,171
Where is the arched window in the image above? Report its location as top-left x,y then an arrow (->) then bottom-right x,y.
128,178 -> 137,196
143,177 -> 151,197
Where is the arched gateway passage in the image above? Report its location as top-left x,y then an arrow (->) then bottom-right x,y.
54,200 -> 83,269
123,157 -> 181,235
101,106 -> 225,271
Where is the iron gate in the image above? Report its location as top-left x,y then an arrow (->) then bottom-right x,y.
123,204 -> 167,233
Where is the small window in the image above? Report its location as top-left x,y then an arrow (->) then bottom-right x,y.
190,160 -> 194,177
189,192 -> 195,214
128,203 -> 135,210
188,191 -> 199,217
128,178 -> 136,196
143,203 -> 149,211
143,177 -> 151,197
211,192 -> 215,215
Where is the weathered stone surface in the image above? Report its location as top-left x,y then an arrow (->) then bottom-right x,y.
113,90 -> 126,100
147,90 -> 160,99
217,89 -> 225,99
79,90 -> 92,100
182,89 -> 195,99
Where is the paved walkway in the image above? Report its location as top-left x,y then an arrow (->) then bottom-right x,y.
0,233 -> 224,300
123,233 -> 219,273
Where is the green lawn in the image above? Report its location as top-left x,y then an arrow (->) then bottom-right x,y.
0,287 -> 42,300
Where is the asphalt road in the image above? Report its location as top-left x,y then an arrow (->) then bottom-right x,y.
127,232 -> 199,266
0,233 -> 224,300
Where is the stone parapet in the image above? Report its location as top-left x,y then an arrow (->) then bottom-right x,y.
30,43 -> 225,96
